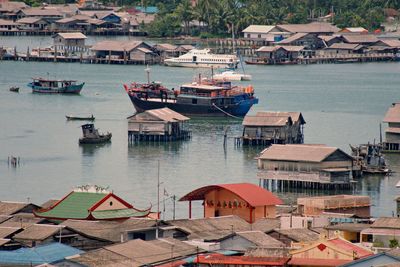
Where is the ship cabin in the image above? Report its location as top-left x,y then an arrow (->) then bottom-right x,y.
30,78 -> 77,88
383,103 -> 400,153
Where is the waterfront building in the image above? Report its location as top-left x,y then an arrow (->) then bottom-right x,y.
255,45 -> 305,63
277,32 -> 325,50
15,8 -> 63,23
0,18 -> 18,31
267,228 -> 320,247
240,111 -> 305,146
319,43 -> 365,56
297,195 -> 371,218
342,34 -> 379,45
179,183 -> 283,223
16,17 -> 48,31
127,107 -> 191,143
288,237 -> 373,266
383,102 -> 400,152
0,1 -> 28,20
318,35 -> 342,47
53,32 -> 87,53
257,144 -> 355,190
34,185 -> 151,221
90,40 -> 157,63
0,201 -> 39,216
242,25 -> 282,40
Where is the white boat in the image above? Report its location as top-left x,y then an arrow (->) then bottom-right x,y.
212,70 -> 252,81
164,49 -> 239,69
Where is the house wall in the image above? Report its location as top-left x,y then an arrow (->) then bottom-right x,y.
372,234 -> 400,248
299,205 -> 370,218
128,121 -> 167,134
258,159 -> 352,172
386,132 -> 400,143
203,189 -> 276,223
94,196 -> 128,211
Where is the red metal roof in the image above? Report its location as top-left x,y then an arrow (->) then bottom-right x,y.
179,183 -> 283,207
194,254 -> 289,265
288,258 -> 352,266
327,238 -> 373,258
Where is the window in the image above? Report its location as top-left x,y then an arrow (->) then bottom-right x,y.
192,98 -> 197,104
258,34 -> 261,38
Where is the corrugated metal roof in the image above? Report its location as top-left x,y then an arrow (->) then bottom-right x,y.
342,34 -> 379,44
259,144 -> 346,162
16,17 -> 45,24
147,108 -> 190,122
0,18 -> 18,26
20,7 -> 62,16
0,201 -> 33,215
236,231 -> 285,247
243,115 -> 291,126
278,33 -> 309,44
277,22 -> 340,33
256,111 -> 305,124
327,43 -> 363,50
342,27 -> 368,33
0,226 -> 21,238
371,217 -> 400,229
386,127 -> 400,134
179,183 -> 283,207
194,254 -> 289,265
91,40 -> 144,52
288,258 -> 351,266
13,224 -> 62,241
55,32 -> 87,39
0,243 -> 82,264
379,39 -> 400,47
272,228 -> 320,242
242,25 -> 276,34
384,103 -> 400,123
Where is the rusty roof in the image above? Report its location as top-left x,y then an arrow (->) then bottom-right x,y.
0,202 -> 35,215
70,248 -> 137,266
16,17 -> 46,24
327,43 -> 364,50
271,228 -> 320,242
258,144 -> 351,163
378,39 -> 400,47
19,7 -> 62,16
278,33 -> 309,44
0,226 -> 21,238
0,19 -> 18,26
383,103 -> 400,123
236,231 -> 285,247
325,223 -> 370,232
243,115 -> 292,127
371,217 -> 400,229
179,183 -> 283,207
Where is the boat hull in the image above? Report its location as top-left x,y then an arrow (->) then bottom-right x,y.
79,133 -> 112,144
128,94 -> 258,117
164,61 -> 238,69
28,83 -> 85,94
66,115 -> 95,121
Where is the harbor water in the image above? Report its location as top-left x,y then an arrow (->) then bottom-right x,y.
1,57 -> 400,219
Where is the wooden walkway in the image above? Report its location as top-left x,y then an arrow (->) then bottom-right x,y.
128,131 -> 192,144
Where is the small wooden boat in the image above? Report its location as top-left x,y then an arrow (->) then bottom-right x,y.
79,124 -> 112,144
66,114 -> 95,121
245,60 -> 270,65
9,86 -> 19,92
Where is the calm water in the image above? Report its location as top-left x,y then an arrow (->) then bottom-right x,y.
1,43 -> 400,219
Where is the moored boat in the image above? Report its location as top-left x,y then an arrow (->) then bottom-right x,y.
27,77 -> 84,94
164,49 -> 239,69
79,124 -> 111,144
66,114 -> 95,121
9,86 -> 19,92
124,76 -> 258,117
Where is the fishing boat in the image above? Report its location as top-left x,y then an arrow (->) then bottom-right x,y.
9,86 -> 19,92
66,114 -> 95,121
27,77 -> 84,94
350,143 -> 390,175
164,49 -> 239,69
79,124 -> 111,144
124,70 -> 258,117
212,70 -> 252,81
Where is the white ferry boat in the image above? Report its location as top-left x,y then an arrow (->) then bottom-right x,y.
164,49 -> 239,68
212,70 -> 252,81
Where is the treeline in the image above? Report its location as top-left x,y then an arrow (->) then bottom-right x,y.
142,0 -> 400,37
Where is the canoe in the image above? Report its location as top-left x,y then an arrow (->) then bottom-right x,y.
66,115 -> 95,121
9,86 -> 19,92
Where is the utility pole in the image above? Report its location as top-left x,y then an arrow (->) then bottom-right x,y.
156,160 -> 160,239
172,195 -> 176,220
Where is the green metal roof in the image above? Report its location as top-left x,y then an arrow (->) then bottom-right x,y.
91,208 -> 150,219
35,192 -> 107,219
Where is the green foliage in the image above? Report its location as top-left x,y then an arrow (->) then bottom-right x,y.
145,13 -> 182,37
390,238 -> 399,248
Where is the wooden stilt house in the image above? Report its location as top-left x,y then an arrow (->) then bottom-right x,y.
239,111 -> 305,146
127,108 -> 191,143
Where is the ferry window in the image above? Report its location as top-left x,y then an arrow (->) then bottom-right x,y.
192,98 -> 197,104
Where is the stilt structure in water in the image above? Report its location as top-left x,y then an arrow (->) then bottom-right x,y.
257,144 -> 356,191
127,108 -> 191,144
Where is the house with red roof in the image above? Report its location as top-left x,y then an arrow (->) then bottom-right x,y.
34,185 -> 151,221
179,183 -> 283,223
288,236 -> 373,267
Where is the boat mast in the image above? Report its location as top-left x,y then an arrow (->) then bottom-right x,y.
156,160 -> 160,239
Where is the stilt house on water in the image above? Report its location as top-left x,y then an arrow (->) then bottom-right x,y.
382,102 -> 400,153
257,144 -> 355,190
238,111 -> 305,146
127,107 -> 191,143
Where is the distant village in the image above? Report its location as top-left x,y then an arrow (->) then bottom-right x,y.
1,1 -> 400,65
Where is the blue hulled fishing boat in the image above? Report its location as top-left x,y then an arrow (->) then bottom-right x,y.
28,77 -> 84,94
124,77 -> 258,117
